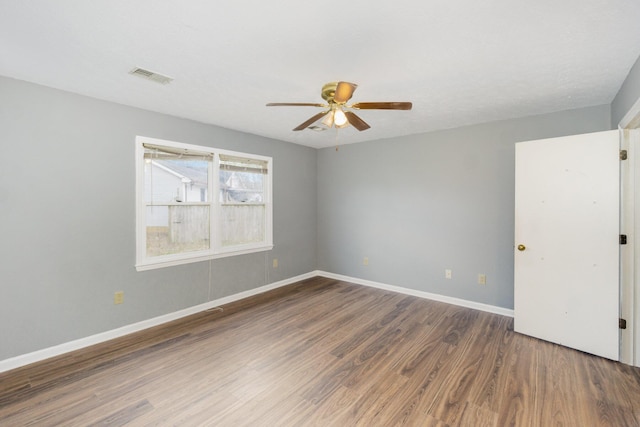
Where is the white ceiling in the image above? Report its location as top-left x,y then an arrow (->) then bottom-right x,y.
1,1 -> 640,148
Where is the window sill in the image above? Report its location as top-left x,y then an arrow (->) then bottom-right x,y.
135,244 -> 274,271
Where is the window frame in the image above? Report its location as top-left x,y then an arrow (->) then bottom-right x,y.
135,136 -> 273,271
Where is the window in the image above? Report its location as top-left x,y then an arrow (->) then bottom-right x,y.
135,136 -> 272,271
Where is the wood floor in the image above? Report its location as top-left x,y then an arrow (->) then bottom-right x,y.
2,277 -> 640,426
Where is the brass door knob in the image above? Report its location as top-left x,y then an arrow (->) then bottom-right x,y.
517,244 -> 526,251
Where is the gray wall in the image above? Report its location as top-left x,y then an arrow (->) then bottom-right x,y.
317,105 -> 612,309
612,54 -> 640,127
0,76 -> 317,360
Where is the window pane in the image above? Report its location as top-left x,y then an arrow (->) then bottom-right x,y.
221,205 -> 265,246
219,156 -> 265,203
146,205 -> 210,256
145,159 -> 209,203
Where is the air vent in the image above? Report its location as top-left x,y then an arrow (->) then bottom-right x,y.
129,67 -> 173,85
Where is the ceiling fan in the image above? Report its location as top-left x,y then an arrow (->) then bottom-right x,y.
266,81 -> 412,132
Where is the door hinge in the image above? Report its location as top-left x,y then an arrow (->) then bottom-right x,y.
620,234 -> 627,245
620,318 -> 627,329
620,150 -> 628,160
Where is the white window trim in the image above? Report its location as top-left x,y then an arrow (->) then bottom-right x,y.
135,136 -> 273,271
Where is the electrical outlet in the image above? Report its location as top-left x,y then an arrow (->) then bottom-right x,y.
272,258 -> 278,268
445,269 -> 452,279
114,291 -> 124,304
363,257 -> 369,266
478,274 -> 487,285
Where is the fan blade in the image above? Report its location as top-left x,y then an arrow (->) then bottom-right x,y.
351,102 -> 412,110
334,82 -> 358,103
266,102 -> 326,107
344,111 -> 371,131
293,111 -> 329,131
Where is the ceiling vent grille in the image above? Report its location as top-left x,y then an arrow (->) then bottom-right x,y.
129,67 -> 173,85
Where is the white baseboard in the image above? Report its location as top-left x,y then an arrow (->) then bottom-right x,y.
0,271 -> 317,374
0,270 -> 513,374
316,271 -> 514,318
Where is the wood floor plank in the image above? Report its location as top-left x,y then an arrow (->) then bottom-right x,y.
339,372 -> 409,426
466,315 -> 514,412
1,277 -> 640,426
458,401 -> 498,427
86,399 -> 154,427
494,327 -> 541,427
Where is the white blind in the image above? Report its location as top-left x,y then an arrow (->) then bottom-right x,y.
143,143 -> 213,161
219,154 -> 268,174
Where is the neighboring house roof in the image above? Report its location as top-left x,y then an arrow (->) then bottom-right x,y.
153,160 -> 259,196
154,160 -> 208,187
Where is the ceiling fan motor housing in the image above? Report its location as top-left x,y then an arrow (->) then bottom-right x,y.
321,82 -> 339,104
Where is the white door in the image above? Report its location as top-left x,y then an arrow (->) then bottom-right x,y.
514,130 -> 620,360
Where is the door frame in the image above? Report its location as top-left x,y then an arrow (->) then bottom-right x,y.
618,97 -> 640,366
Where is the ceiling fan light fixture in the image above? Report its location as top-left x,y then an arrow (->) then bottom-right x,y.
321,111 -> 334,128
334,108 -> 348,127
